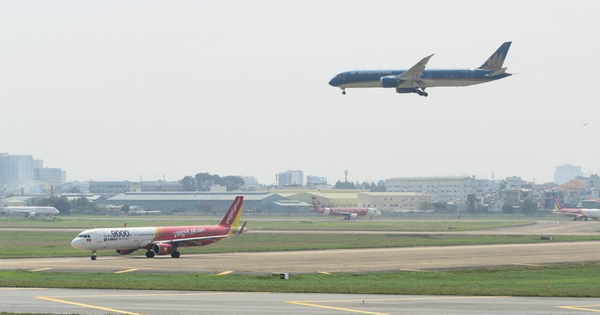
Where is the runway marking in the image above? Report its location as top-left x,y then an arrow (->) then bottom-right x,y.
30,268 -> 52,272
113,268 -> 139,274
35,296 -> 143,315
318,271 -> 331,275
557,305 -> 600,312
217,271 -> 233,275
399,268 -> 428,272
287,301 -> 393,315
42,292 -> 264,298
287,296 -> 505,314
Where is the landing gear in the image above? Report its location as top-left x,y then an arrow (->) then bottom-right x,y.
146,250 -> 155,258
171,251 -> 180,258
341,88 -> 346,95
416,89 -> 428,97
91,250 -> 97,260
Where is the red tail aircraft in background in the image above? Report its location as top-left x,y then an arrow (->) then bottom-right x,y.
311,196 -> 381,220
553,197 -> 600,221
71,196 -> 246,260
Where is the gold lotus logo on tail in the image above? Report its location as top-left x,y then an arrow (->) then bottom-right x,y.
482,52 -> 505,71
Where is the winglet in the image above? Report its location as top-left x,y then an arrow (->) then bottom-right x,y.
478,42 -> 512,71
238,221 -> 247,235
219,196 -> 244,228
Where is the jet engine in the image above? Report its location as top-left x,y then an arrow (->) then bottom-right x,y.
28,212 -> 36,217
115,249 -> 137,255
349,213 -> 358,219
380,76 -> 401,88
153,243 -> 173,255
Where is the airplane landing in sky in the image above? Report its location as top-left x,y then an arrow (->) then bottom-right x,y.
329,42 -> 512,97
71,196 -> 246,260
553,197 -> 600,221
311,196 -> 381,220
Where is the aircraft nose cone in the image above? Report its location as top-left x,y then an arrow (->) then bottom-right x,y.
71,238 -> 83,249
328,77 -> 338,87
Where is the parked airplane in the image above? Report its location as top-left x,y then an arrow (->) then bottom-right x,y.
328,41 -> 512,96
311,196 -> 381,219
0,204 -> 59,217
553,197 -> 600,221
71,196 -> 246,260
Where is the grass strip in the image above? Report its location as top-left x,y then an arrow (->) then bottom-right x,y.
2,231 -> 600,259
2,262 -> 600,297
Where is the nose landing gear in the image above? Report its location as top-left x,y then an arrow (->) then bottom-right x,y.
341,88 -> 346,95
91,250 -> 97,260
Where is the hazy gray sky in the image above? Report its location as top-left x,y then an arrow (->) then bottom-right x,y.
1,1 -> 599,185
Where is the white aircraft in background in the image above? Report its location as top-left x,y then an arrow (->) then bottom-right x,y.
311,196 -> 381,219
0,204 -> 59,217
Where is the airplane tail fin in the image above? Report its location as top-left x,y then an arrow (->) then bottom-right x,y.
311,197 -> 326,214
219,196 -> 244,228
478,41 -> 512,71
553,197 -> 564,211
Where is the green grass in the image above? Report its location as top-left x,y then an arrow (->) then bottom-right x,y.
3,262 -> 600,297
0,216 -> 535,231
2,230 -> 600,259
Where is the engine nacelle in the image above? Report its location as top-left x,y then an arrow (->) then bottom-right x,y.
28,212 -> 36,217
349,213 -> 358,219
380,76 -> 401,88
395,88 -> 418,94
115,249 -> 137,255
153,243 -> 173,255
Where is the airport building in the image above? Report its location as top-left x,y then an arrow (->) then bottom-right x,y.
89,181 -> 142,195
277,170 -> 304,186
386,176 -> 495,203
358,192 -> 433,211
105,191 -> 290,212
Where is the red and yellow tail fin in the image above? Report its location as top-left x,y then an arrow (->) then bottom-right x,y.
554,197 -> 563,211
219,196 -> 244,228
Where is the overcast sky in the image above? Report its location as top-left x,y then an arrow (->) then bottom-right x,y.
1,1 -> 599,185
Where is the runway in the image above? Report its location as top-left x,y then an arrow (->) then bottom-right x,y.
3,287 -> 600,315
2,241 -> 600,274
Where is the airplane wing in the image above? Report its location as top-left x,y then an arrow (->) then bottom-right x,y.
398,54 -> 434,81
153,235 -> 229,247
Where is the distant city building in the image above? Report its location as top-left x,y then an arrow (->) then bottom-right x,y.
554,164 -> 582,185
277,170 -> 304,186
89,181 -> 142,195
0,153 -> 34,186
307,175 -> 327,185
32,159 -> 43,169
34,168 -> 65,186
242,176 -> 260,187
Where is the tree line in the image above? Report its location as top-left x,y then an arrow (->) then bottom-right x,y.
179,173 -> 245,191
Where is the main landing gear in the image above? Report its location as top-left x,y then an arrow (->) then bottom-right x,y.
146,250 -> 155,258
91,250 -> 97,260
171,251 -> 180,258
416,88 -> 428,97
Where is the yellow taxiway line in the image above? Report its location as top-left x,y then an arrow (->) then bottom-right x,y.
35,296 -> 143,315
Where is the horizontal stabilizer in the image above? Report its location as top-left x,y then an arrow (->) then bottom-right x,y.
490,67 -> 508,76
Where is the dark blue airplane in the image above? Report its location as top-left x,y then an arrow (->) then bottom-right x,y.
329,42 -> 512,97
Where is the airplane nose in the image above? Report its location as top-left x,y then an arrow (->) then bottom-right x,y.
71,238 -> 83,249
328,77 -> 338,87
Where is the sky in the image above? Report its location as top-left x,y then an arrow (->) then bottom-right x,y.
1,1 -> 599,186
